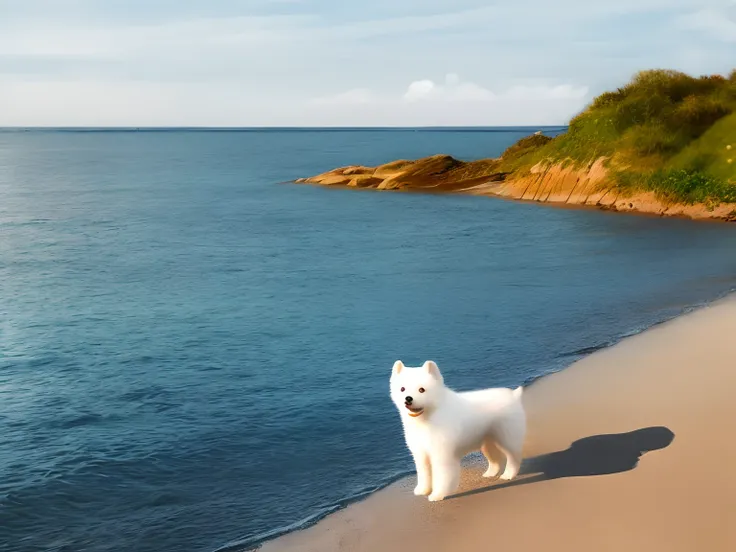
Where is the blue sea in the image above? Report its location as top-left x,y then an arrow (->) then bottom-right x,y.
1,128 -> 735,552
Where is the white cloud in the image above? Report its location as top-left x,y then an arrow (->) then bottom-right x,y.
403,74 -> 495,102
401,75 -> 587,103
299,77 -> 590,126
403,80 -> 437,101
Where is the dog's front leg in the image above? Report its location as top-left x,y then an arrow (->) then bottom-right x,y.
411,449 -> 432,496
427,453 -> 460,502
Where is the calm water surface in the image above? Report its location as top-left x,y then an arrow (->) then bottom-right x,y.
1,128 -> 735,552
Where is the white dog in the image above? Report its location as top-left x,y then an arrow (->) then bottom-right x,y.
390,360 -> 526,502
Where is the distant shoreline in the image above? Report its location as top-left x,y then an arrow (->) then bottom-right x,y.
0,126 -> 568,133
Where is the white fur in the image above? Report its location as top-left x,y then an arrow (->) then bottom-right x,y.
390,360 -> 526,502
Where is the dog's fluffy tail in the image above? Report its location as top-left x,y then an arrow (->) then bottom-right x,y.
512,386 -> 523,399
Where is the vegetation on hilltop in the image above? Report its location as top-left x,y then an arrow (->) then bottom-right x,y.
499,69 -> 736,206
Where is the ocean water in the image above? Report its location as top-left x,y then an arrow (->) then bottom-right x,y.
1,128 -> 735,552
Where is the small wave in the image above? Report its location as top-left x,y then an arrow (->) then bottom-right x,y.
526,289 -> 736,388
556,341 -> 614,358
45,412 -> 123,430
212,470 -> 414,552
119,385 -> 170,402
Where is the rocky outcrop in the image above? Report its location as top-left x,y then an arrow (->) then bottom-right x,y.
296,155 -> 736,222
295,155 -> 504,192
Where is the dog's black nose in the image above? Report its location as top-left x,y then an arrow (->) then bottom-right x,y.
405,396 -> 413,404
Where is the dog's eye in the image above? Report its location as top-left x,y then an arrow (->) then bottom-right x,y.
419,387 -> 425,393
400,387 -> 405,392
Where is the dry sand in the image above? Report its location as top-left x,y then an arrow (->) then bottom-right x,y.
262,296 -> 736,552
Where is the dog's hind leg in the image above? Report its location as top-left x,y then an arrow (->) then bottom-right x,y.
495,415 -> 526,481
480,439 -> 502,478
496,439 -> 522,481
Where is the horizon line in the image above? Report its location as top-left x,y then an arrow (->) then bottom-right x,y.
0,125 -> 569,132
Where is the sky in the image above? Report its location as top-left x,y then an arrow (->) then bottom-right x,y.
1,0 -> 735,126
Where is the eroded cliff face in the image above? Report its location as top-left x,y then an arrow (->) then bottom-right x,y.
495,159 -> 736,221
296,156 -> 736,222
494,158 -> 612,205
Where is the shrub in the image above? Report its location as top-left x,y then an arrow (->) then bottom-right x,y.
678,151 -> 717,172
612,92 -> 673,132
646,169 -> 736,205
501,134 -> 551,161
670,95 -> 732,137
624,123 -> 687,156
591,89 -> 626,109
625,70 -> 721,103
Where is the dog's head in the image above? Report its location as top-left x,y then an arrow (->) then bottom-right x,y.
389,360 -> 444,419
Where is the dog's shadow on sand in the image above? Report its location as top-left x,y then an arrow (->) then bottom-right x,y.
451,426 -> 675,500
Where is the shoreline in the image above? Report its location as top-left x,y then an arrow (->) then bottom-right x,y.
259,293 -> 736,552
294,177 -> 736,226
294,155 -> 736,223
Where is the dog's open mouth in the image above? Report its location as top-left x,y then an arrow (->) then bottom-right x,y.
405,405 -> 424,417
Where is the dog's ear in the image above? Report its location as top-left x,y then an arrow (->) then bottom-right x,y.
423,360 -> 440,378
392,360 -> 404,375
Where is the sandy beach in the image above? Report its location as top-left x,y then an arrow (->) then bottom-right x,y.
263,295 -> 736,552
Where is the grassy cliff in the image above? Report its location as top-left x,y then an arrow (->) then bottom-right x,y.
499,69 -> 736,206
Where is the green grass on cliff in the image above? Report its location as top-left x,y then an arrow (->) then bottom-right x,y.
500,69 -> 736,205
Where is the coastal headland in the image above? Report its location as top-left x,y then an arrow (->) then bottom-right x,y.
297,69 -> 736,222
